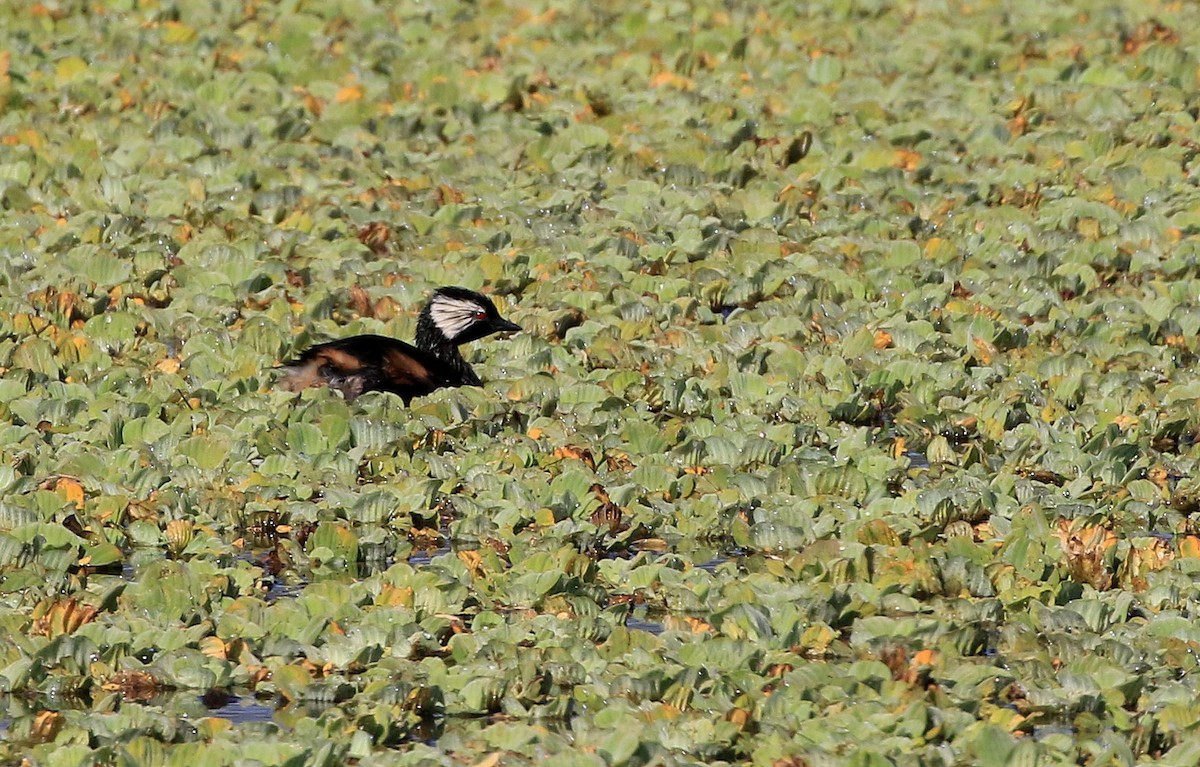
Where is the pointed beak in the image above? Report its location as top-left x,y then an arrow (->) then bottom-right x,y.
493,318 -> 521,334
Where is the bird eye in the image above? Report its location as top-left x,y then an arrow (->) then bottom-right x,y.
474,310 -> 487,320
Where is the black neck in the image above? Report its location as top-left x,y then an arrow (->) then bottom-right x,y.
416,310 -> 480,384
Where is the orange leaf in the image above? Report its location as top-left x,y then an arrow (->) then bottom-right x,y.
1179,536 -> 1200,558
336,84 -> 364,103
972,336 -> 996,365
57,478 -> 85,509
893,148 -> 922,171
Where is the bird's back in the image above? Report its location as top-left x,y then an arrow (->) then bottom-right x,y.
280,334 -> 477,402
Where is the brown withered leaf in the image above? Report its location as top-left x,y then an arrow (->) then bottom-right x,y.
30,711 -> 63,744
434,184 -> 464,206
409,526 -> 445,552
358,222 -> 391,257
348,285 -> 374,318
604,452 -> 635,472
1121,19 -> 1178,55
553,445 -> 595,471
102,670 -> 162,701
589,502 -> 623,534
1055,519 -> 1116,591
971,336 -> 996,365
684,616 -> 713,633
372,295 -> 401,322
458,549 -> 486,579
30,598 -> 99,637
1120,537 -> 1174,592
1017,468 -> 1066,486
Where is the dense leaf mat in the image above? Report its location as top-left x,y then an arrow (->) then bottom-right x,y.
2,0 -> 1200,764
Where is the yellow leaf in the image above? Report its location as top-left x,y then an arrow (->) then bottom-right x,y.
196,717 -> 233,739
1179,536 -> 1200,558
458,550 -> 485,579
156,357 -> 181,375
162,21 -> 197,44
376,584 -> 414,607
54,56 -> 88,86
199,636 -> 227,660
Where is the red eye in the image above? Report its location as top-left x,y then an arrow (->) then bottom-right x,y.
474,310 -> 487,320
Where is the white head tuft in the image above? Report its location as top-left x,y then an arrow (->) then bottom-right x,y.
429,294 -> 486,340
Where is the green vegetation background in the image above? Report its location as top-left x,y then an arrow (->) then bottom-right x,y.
2,0 -> 1200,764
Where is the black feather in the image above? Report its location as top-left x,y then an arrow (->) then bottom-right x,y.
280,287 -> 519,403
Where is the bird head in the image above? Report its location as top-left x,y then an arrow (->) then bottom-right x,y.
417,286 -> 520,347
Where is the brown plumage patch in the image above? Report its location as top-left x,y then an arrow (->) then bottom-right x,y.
279,359 -> 322,391
381,348 -> 435,389
280,348 -> 368,392
317,348 -> 367,373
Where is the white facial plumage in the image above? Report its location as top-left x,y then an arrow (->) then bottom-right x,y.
429,294 -> 485,339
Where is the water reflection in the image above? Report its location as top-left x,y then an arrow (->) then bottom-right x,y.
200,689 -> 280,725
904,451 -> 931,469
626,617 -> 665,635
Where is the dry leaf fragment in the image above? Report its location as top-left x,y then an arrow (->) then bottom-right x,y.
200,636 -> 228,660
357,222 -> 391,256
684,617 -> 713,633
348,285 -> 374,318
103,670 -> 162,701
30,711 -> 63,744
1055,519 -> 1116,590
589,501 -> 623,533
553,445 -> 596,470
336,83 -> 364,102
1179,537 -> 1200,558
56,477 -> 85,509
971,336 -> 996,365
458,550 -> 486,579
31,598 -> 99,637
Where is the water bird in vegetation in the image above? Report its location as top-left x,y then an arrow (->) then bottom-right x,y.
280,286 -> 520,403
